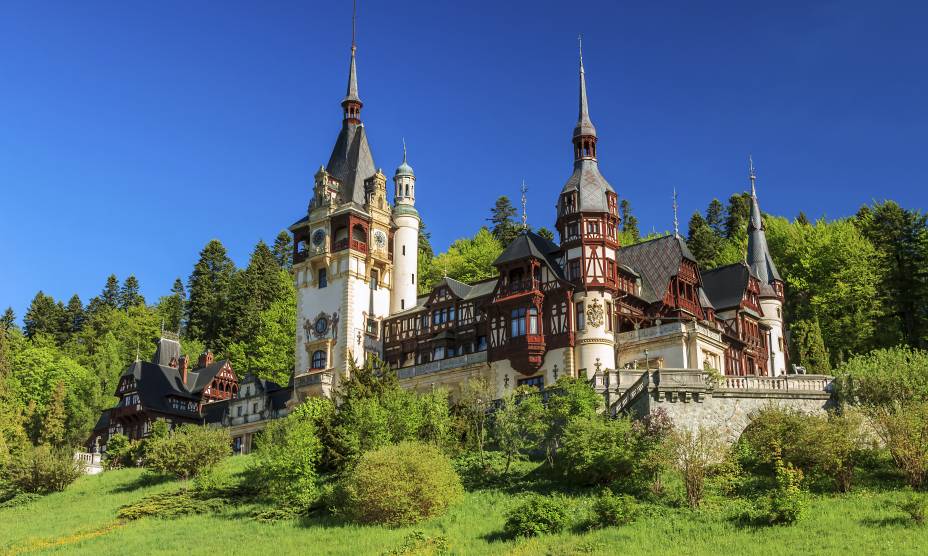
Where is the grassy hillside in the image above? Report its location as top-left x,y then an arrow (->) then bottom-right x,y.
2,457 -> 927,556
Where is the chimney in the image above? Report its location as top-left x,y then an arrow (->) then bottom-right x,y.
179,355 -> 189,386
198,350 -> 214,369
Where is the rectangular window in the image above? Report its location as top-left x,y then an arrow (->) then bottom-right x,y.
370,270 -> 379,290
252,403 -> 258,413
477,335 -> 487,351
318,268 -> 327,288
402,245 -> 406,255
400,299 -> 405,310
511,308 -> 527,337
517,375 -> 544,390
433,346 -> 445,360
449,306 -> 456,322
237,406 -> 242,417
605,302 -> 613,331
568,260 -> 581,280
412,273 -> 416,284
576,302 -> 585,330
528,307 -> 539,334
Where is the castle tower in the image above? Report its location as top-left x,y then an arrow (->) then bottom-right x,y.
391,143 -> 420,314
746,157 -> 788,375
556,40 -> 621,379
289,17 -> 394,399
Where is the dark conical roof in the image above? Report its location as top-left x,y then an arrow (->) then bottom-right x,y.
326,121 -> 376,206
746,181 -> 782,290
342,46 -> 361,106
574,48 -> 597,139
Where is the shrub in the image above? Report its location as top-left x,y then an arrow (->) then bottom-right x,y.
557,415 -> 636,486
672,426 -> 725,509
250,408 -> 323,509
588,489 -> 638,529
341,441 -> 463,526
145,424 -> 230,481
631,408 -> 675,495
751,455 -> 805,526
503,495 -> 570,537
5,443 -> 83,494
542,377 -> 603,465
104,433 -> 141,469
453,450 -> 507,489
834,346 -> 928,406
117,490 -> 225,521
738,407 -> 812,472
492,387 -> 545,474
871,401 -> 928,489
897,490 -> 928,526
383,531 -> 451,555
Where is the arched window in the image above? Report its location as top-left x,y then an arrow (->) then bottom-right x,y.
311,350 -> 326,369
352,224 -> 366,242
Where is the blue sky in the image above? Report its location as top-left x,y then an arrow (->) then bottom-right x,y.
1,1 -> 926,322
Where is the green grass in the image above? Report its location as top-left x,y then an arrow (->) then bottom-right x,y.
2,457 -> 927,555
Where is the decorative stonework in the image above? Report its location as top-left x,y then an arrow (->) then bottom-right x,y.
586,298 -> 604,328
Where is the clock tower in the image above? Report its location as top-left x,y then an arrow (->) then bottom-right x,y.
288,32 -> 397,399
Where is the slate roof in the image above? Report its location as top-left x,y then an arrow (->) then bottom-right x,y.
701,263 -> 751,311
152,336 -> 181,367
439,276 -> 498,301
747,190 -> 782,295
618,235 -> 697,304
326,122 -> 376,207
121,360 -> 201,418
561,159 -> 615,212
201,399 -> 228,425
91,408 -> 110,432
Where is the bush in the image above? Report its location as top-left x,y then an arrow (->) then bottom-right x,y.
117,490 -> 225,521
492,387 -> 545,474
503,495 -> 570,537
588,489 -> 638,528
631,408 -> 675,495
834,347 -> 928,406
672,426 -> 725,509
104,433 -> 141,469
5,443 -> 83,494
341,441 -> 463,526
453,450 -> 507,489
897,490 -> 928,526
250,409 -> 323,509
542,376 -> 603,465
145,424 -> 230,481
383,531 -> 451,555
750,455 -> 805,526
557,415 -> 636,486
871,401 -> 928,489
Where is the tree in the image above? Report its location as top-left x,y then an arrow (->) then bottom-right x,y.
417,222 -> 434,294
456,376 -> 493,461
536,227 -> 555,242
706,199 -> 725,236
558,415 -> 638,485
272,230 -> 293,270
488,196 -> 519,247
250,407 -> 323,509
186,240 -> 236,350
620,199 -> 640,241
23,292 -> 65,343
227,270 -> 296,385
1,307 -> 15,331
871,401 -> 928,489
119,275 -> 145,309
542,376 -> 603,465
834,346 -> 928,406
145,424 -> 231,482
421,228 -> 502,291
687,212 -> 722,269
158,278 -> 186,334
40,382 -> 67,448
63,295 -> 84,337
672,426 -> 725,508
790,318 -> 832,374
724,192 -> 752,240
796,211 -> 811,226
493,387 -> 545,473
101,275 -> 121,310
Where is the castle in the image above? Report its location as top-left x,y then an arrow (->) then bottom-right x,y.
286,33 -> 799,410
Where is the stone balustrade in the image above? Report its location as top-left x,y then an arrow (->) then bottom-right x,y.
397,351 -> 488,380
615,321 -> 722,344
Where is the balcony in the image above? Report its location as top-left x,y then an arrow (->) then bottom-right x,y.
112,403 -> 142,419
616,321 -> 722,344
494,279 -> 541,301
397,351 -> 487,380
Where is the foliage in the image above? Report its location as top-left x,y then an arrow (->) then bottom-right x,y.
789,318 -> 832,374
750,455 -> 806,526
835,346 -> 928,406
542,376 -> 603,465
631,408 -> 675,495
558,415 -> 637,486
587,489 -> 638,529
454,377 -> 493,460
896,490 -> 928,526
144,425 -> 230,481
186,239 -> 236,351
503,495 -> 570,537
488,196 -> 520,247
672,426 -> 725,508
492,387 -> 545,474
340,441 -> 463,526
250,407 -> 323,509
117,489 -> 225,521
5,443 -> 83,494
383,530 -> 450,555
452,450 -> 507,489
871,401 -> 928,489
104,433 -> 140,469
420,228 -> 502,292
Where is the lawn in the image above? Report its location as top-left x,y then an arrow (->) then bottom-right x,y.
2,457 -> 926,556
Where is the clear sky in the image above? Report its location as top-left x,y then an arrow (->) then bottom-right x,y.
2,1 -> 926,322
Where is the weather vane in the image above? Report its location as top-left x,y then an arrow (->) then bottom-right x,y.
520,180 -> 528,228
672,188 -> 680,238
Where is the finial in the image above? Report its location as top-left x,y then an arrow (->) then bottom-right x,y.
351,0 -> 358,52
520,180 -> 528,229
673,188 -> 680,238
749,153 -> 757,196
402,137 -> 407,163
135,339 -> 140,362
578,34 -> 583,68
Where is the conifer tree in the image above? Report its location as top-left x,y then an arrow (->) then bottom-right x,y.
186,239 -> 236,350
706,199 -> 725,236
159,278 -> 186,334
63,294 -> 84,336
272,230 -> 293,270
536,227 -> 555,242
796,211 -> 811,226
228,241 -> 289,345
101,274 -> 121,309
620,199 -> 640,242
1,307 -> 15,331
119,275 -> 145,309
790,318 -> 832,374
687,212 -> 721,269
488,196 -> 519,247
23,292 -> 65,341
724,193 -> 752,240
41,381 -> 68,448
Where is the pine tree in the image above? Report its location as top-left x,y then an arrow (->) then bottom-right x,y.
63,294 -> 85,337
101,275 -> 120,309
229,241 -> 289,345
790,318 -> 831,374
23,292 -> 65,341
119,275 -> 145,309
724,193 -> 752,240
488,196 -> 519,247
41,381 -> 68,448
620,199 -> 640,241
1,307 -> 15,331
272,230 -> 293,270
418,222 -> 434,260
706,199 -> 725,236
186,239 -> 236,349
159,278 -> 186,334
536,227 -> 555,241
796,211 -> 810,226
687,212 -> 722,269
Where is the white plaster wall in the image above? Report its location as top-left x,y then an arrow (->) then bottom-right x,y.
760,299 -> 787,376
391,214 -> 419,315
574,291 -> 616,378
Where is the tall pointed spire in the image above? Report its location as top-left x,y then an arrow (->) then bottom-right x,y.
520,180 -> 528,229
745,155 -> 782,291
573,35 -> 597,151
672,188 -> 680,238
341,0 -> 362,122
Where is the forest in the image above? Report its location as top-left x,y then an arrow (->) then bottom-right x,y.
0,192 -> 926,486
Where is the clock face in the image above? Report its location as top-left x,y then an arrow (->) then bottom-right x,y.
314,316 -> 328,335
373,229 -> 387,248
311,229 -> 326,246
